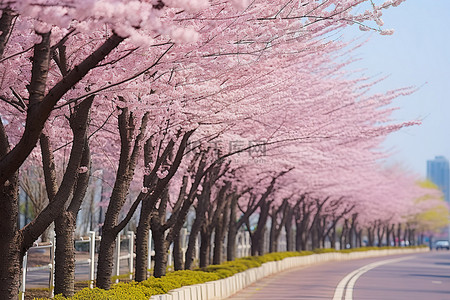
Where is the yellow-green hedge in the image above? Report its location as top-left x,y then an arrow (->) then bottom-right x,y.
42,270 -> 221,300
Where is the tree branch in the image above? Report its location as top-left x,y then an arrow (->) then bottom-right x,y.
21,95 -> 94,250
0,33 -> 124,186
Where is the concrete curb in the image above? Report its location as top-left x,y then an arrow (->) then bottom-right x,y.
150,248 -> 429,300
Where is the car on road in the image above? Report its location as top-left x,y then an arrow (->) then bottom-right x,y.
435,240 -> 450,250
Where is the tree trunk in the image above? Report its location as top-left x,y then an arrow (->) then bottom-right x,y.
409,228 -> 416,245
54,212 -> 76,297
321,224 -> 328,248
227,225 -> 237,261
392,224 -> 397,246
199,229 -> 211,268
184,191 -> 209,270
185,211 -> 203,269
0,237 -> 22,300
251,201 -> 270,256
269,200 -> 288,253
0,171 -> 22,300
418,233 -> 423,245
52,140 -> 90,298
269,215 -> 277,253
134,212 -> 150,281
341,220 -> 348,249
213,200 -> 229,265
356,229 -> 362,248
213,222 -> 224,265
330,225 -> 336,249
173,233 -> 184,271
227,195 -> 238,261
96,229 -> 117,288
367,227 -> 374,246
284,207 -> 293,251
0,235 -> 22,300
295,219 -> 306,251
96,111 -> 150,289
0,9 -> 16,59
403,225 -> 408,243
348,219 -> 356,249
311,221 -> 319,250
295,222 -> 302,251
377,224 -> 385,247
0,27 -> 122,300
385,224 -> 394,247
152,230 -> 169,278
184,186 -> 208,270
0,95 -> 92,299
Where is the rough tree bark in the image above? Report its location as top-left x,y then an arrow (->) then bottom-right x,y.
226,190 -> 268,260
226,194 -> 238,261
134,130 -> 194,280
315,197 -> 349,249
0,32 -> 124,186
40,96 -> 93,297
367,226 -> 375,247
250,199 -> 271,256
0,36 -> 53,300
0,9 -> 16,59
96,110 -> 149,289
193,179 -> 231,267
172,232 -> 184,271
0,86 -> 92,299
294,195 -> 311,251
376,221 -> 385,247
185,196 -> 206,269
199,228 -> 212,268
284,202 -> 294,252
213,191 -> 231,264
269,199 -> 288,253
183,154 -> 226,270
0,10 -> 124,297
54,144 -> 91,297
0,119 -> 20,300
385,224 -> 394,247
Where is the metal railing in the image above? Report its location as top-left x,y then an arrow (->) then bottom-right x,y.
21,239 -> 55,300
20,229 -> 252,299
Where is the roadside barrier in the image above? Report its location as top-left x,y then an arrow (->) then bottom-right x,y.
149,247 -> 429,300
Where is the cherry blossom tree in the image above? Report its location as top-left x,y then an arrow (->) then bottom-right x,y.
0,1 -> 420,298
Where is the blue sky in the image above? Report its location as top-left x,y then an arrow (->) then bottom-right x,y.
343,0 -> 450,177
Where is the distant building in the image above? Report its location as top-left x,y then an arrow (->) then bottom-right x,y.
426,156 -> 450,203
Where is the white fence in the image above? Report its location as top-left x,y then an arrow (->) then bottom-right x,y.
21,239 -> 55,300
21,229 -> 252,299
21,231 -> 135,299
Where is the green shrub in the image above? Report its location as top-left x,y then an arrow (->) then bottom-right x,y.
313,248 -> 337,254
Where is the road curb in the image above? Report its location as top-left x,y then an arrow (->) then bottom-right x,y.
150,248 -> 429,300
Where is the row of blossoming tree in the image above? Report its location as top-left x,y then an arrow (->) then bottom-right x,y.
0,0 -> 448,299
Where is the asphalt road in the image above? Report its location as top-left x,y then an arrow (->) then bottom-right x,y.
226,251 -> 450,300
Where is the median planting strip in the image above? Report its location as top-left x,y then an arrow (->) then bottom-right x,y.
38,247 -> 428,300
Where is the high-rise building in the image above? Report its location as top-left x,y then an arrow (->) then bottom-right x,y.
426,156 -> 450,203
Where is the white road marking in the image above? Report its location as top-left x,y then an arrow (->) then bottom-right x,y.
332,256 -> 415,300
